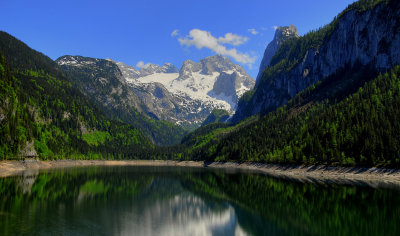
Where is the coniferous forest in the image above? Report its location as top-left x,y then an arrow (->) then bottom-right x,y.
177,65 -> 400,167
0,32 -> 151,160
1,0 -> 400,167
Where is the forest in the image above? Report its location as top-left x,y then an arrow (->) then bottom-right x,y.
2,32 -> 400,167
0,32 -> 152,160
1,0 -> 400,167
176,65 -> 400,167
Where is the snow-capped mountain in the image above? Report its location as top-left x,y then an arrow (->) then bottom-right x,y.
55,55 -> 186,145
56,55 -> 254,128
118,55 -> 255,127
117,62 -> 179,79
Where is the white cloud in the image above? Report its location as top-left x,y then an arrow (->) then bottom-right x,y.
248,28 -> 259,35
136,61 -> 152,69
171,29 -> 179,37
218,33 -> 248,46
178,29 -> 255,65
136,61 -> 145,68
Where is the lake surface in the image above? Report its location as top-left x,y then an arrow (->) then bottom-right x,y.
0,166 -> 399,236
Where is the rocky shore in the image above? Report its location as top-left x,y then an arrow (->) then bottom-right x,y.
1,160 -> 400,188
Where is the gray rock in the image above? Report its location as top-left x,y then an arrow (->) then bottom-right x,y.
256,25 -> 299,84
178,60 -> 202,80
56,55 -> 146,114
139,64 -> 160,77
234,2 -> 400,122
119,55 -> 255,127
116,61 -> 141,79
159,63 -> 179,73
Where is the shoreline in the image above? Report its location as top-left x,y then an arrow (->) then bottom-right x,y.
1,160 -> 400,187
207,162 -> 400,188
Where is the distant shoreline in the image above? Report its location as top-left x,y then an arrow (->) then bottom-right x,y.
1,160 -> 400,187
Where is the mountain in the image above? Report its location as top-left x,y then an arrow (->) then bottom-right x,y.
181,65 -> 400,166
56,56 -> 145,113
119,55 -> 255,127
3,0 -> 398,167
170,0 -> 400,167
233,0 -> 400,123
56,54 -> 253,137
0,31 -> 151,159
255,25 -> 299,83
56,56 -> 186,146
117,62 -> 179,79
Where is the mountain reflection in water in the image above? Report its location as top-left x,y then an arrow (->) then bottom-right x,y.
0,166 -> 399,236
118,194 -> 246,236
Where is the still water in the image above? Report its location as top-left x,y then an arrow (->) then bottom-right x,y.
0,166 -> 399,236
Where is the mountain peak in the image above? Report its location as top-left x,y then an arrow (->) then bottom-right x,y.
255,25 -> 299,83
159,63 -> 179,73
116,61 -> 140,79
56,55 -> 78,66
56,55 -> 103,67
199,55 -> 238,75
202,54 -> 227,62
139,63 -> 160,76
179,60 -> 201,78
137,63 -> 179,76
118,55 -> 255,126
182,59 -> 196,66
274,25 -> 299,41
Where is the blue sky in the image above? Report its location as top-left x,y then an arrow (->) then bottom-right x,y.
1,0 -> 356,78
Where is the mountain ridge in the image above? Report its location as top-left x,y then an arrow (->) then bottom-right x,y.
255,25 -> 299,83
0,31 -> 152,159
56,55 -> 187,145
233,0 -> 400,123
118,55 -> 255,127
168,0 -> 400,167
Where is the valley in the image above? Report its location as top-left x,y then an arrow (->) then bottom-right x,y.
1,0 -> 400,235
1,0 -> 400,168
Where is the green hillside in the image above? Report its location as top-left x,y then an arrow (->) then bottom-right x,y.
56,55 -> 186,146
201,109 -> 230,126
0,31 -> 151,159
178,65 -> 400,166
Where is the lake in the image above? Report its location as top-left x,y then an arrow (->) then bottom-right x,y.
0,166 -> 399,235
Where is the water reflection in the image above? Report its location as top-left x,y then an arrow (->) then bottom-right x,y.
0,166 -> 399,236
118,195 -> 246,236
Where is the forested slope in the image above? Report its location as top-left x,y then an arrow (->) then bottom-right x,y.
0,31 -> 151,159
169,0 -> 400,167
56,55 -> 186,146
233,0 -> 400,122
179,66 -> 400,166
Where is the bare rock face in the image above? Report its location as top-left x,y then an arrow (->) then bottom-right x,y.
116,61 -> 141,79
116,62 -> 179,79
255,25 -> 299,84
56,56 -> 187,145
57,55 -> 255,128
130,82 -> 212,126
19,140 -> 38,158
234,1 -> 400,122
120,55 -> 255,127
159,63 -> 179,74
56,56 -> 146,114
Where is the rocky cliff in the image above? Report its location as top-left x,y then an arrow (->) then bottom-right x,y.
57,56 -> 146,114
234,0 -> 400,122
56,56 -> 186,145
120,55 -> 255,127
255,25 -> 299,83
